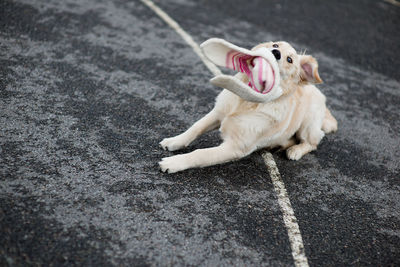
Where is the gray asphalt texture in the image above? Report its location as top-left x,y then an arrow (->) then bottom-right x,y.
1,0 -> 399,266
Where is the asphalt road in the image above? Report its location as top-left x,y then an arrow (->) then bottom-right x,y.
1,0 -> 399,266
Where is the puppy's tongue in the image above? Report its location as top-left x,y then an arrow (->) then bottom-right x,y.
248,57 -> 275,94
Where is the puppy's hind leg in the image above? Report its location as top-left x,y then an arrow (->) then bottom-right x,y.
279,137 -> 297,150
159,141 -> 248,173
160,109 -> 221,151
287,126 -> 324,161
322,108 -> 338,133
286,142 -> 317,161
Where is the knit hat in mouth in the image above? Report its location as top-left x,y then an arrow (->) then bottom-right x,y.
201,38 -> 282,103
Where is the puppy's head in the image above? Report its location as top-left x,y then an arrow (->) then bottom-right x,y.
252,41 -> 322,95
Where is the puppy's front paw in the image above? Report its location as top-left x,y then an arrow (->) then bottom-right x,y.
159,155 -> 187,173
286,146 -> 304,161
160,135 -> 187,151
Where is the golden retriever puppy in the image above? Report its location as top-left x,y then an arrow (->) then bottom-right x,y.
159,40 -> 337,173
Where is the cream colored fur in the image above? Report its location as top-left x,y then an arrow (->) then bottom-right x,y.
159,41 -> 337,173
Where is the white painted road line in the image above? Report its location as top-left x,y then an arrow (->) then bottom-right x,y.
140,0 -> 309,266
384,0 -> 400,7
262,152 -> 309,267
140,0 -> 221,76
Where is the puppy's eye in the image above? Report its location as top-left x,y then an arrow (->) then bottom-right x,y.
287,56 -> 293,64
273,44 -> 279,48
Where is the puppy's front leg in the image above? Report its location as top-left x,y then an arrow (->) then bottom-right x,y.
159,142 -> 246,173
160,109 -> 220,151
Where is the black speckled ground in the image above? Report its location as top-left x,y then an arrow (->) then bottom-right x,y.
1,0 -> 399,266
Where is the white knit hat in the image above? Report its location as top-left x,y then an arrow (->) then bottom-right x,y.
201,38 -> 282,103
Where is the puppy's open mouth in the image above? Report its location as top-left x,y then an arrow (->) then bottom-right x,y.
226,51 -> 275,95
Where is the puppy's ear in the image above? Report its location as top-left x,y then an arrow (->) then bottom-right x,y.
299,55 -> 323,84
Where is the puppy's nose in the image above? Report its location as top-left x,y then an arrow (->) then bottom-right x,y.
272,49 -> 281,60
